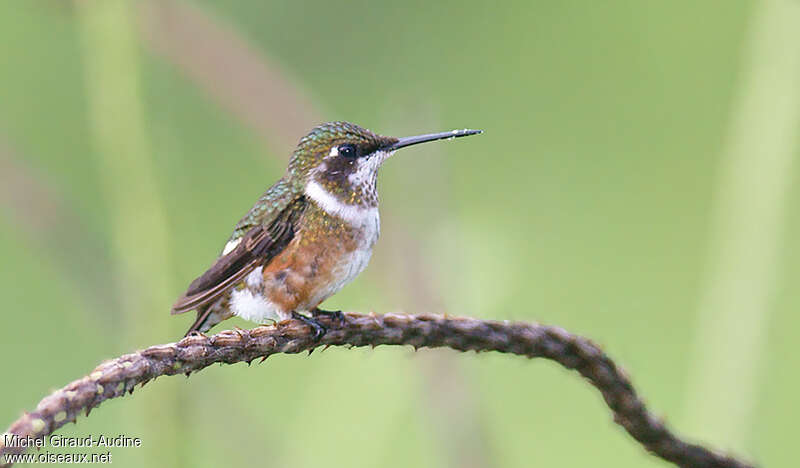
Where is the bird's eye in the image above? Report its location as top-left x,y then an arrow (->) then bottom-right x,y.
339,144 -> 357,159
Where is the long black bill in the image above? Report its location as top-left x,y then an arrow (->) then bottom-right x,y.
386,128 -> 483,151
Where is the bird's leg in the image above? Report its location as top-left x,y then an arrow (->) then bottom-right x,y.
291,311 -> 326,340
311,307 -> 345,326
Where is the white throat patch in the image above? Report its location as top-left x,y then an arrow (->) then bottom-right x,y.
348,150 -> 392,188
305,180 -> 378,226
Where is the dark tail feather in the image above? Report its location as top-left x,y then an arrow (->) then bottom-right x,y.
185,306 -> 214,337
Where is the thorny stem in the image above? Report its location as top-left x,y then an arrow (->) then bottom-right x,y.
0,313 -> 754,468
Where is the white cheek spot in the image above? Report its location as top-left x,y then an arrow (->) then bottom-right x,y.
329,146 -> 339,157
222,238 -> 241,255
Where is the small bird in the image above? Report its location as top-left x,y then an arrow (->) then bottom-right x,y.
172,121 -> 482,337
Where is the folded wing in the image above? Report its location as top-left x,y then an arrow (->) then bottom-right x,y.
171,196 -> 306,314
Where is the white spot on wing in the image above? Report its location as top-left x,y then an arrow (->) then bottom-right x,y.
222,238 -> 241,255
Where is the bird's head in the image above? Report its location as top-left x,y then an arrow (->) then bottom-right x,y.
289,121 -> 481,208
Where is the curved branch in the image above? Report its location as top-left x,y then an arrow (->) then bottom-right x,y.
0,313 -> 753,468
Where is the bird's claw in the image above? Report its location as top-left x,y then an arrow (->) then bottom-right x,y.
291,311 -> 326,340
311,308 -> 346,326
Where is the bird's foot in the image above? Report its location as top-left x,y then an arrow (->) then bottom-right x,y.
311,308 -> 346,326
291,311 -> 326,340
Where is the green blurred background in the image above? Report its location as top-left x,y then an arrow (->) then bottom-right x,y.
1,0 -> 798,466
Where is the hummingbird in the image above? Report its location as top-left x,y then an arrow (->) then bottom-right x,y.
172,121 -> 482,337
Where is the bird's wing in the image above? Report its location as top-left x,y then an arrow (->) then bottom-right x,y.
228,178 -> 300,245
171,189 -> 306,315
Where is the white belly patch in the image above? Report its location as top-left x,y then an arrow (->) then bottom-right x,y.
230,267 -> 287,322
230,288 -> 276,322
